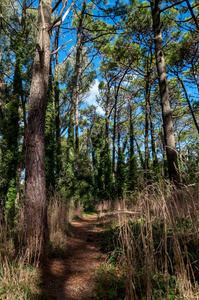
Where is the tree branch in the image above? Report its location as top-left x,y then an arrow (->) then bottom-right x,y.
51,39 -> 72,55
0,14 -> 18,33
160,0 -> 185,13
52,0 -> 62,13
49,0 -> 78,30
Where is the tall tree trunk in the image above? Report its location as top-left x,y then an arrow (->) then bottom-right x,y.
112,93 -> 117,178
149,102 -> 158,169
73,0 -> 86,154
45,65 -> 55,190
112,69 -> 128,178
176,72 -> 199,134
25,0 -> 52,261
185,0 -> 199,31
129,100 -> 137,190
54,28 -> 62,179
150,0 -> 180,185
104,77 -> 112,196
144,60 -> 151,179
192,65 -> 199,93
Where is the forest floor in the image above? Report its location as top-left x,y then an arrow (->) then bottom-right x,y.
38,214 -> 106,299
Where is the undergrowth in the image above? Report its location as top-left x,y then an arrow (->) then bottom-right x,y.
0,190 -> 83,299
95,182 -> 199,299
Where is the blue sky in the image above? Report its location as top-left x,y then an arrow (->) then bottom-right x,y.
86,79 -> 105,114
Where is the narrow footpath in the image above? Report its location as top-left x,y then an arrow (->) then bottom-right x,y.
39,214 -> 105,300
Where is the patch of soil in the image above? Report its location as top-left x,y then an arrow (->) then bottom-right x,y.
39,214 -> 105,299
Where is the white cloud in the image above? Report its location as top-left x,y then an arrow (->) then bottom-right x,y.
86,79 -> 104,115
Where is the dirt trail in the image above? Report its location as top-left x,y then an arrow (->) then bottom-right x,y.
40,214 -> 105,299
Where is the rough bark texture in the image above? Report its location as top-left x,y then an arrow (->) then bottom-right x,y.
151,0 -> 180,184
25,0 -> 52,261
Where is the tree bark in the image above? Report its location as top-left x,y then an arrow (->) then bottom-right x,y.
54,27 -> 62,179
144,60 -> 151,178
150,0 -> 180,185
72,0 -> 86,154
25,0 -> 52,261
149,101 -> 158,169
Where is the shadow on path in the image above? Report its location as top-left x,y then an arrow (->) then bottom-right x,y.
38,215 -> 104,300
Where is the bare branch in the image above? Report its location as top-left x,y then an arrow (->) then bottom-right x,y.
0,13 -> 18,33
160,0 -> 185,13
52,0 -> 62,13
49,0 -> 78,30
49,0 -> 68,30
51,39 -> 72,55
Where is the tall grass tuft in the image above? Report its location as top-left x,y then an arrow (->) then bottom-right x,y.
0,188 -> 82,298
108,182 -> 199,299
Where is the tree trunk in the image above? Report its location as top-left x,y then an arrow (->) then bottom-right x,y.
149,102 -> 158,169
192,65 -> 199,93
25,0 -> 52,261
73,0 -> 86,155
54,28 -> 62,179
144,62 -> 151,179
150,0 -> 180,185
185,0 -> 199,31
112,88 -> 117,178
112,69 -> 128,178
129,99 -> 137,190
176,72 -> 199,134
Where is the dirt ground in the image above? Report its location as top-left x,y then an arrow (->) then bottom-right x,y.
39,214 -> 105,299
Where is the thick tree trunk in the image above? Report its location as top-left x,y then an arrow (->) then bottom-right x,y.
150,0 -> 180,185
25,0 -> 52,261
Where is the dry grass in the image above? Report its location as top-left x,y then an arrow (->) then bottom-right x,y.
114,182 -> 199,299
0,256 -> 39,299
0,189 -> 83,299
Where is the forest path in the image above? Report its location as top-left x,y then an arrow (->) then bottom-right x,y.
39,214 -> 105,299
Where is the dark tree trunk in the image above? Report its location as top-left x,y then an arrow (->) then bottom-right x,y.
149,102 -> 158,170
176,72 -> 199,134
45,65 -> 55,190
54,28 -> 62,179
144,61 -> 151,179
25,0 -> 52,261
73,0 -> 86,155
150,0 -> 180,185
192,65 -> 199,93
112,69 -> 128,178
129,100 -> 137,190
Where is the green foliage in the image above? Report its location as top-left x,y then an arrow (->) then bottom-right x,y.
0,259 -> 39,300
93,264 -> 125,300
5,179 -> 17,228
99,211 -> 199,299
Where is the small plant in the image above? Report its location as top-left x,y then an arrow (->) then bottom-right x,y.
93,263 -> 125,299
